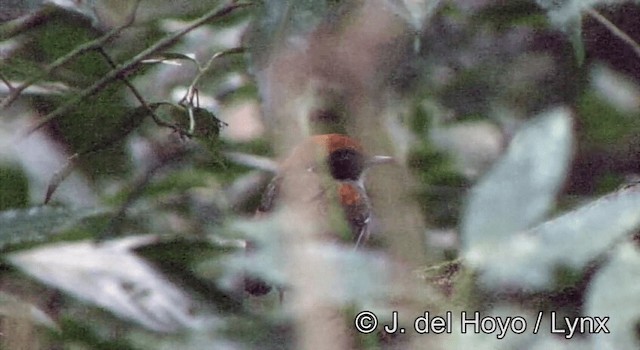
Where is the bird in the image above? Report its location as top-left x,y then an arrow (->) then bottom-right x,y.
244,133 -> 392,296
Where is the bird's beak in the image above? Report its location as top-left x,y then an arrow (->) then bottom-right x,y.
365,155 -> 394,168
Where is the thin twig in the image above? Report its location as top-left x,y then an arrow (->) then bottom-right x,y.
180,47 -> 246,105
24,1 -> 253,136
0,0 -> 142,110
0,73 -> 14,92
586,8 -> 640,60
97,48 -> 178,132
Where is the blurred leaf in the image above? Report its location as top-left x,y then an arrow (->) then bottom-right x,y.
469,183 -> 640,289
135,237 -> 243,313
0,0 -> 45,21
128,327 -> 226,350
448,307 -> 586,350
248,0 -> 332,68
383,0 -> 442,29
0,291 -> 56,329
8,235 -> 216,332
218,216 -> 403,306
214,217 -> 289,289
0,166 -> 30,210
1,58 -> 50,82
44,103 -> 156,203
462,108 -> 573,250
46,86 -> 131,179
129,315 -> 293,350
534,0 -> 624,26
590,64 -> 640,114
83,103 -> 158,154
0,206 -> 103,248
568,17 -> 585,65
577,91 -> 638,147
51,317 -> 140,350
534,0 -> 611,64
182,107 -> 226,142
44,0 -> 100,25
585,242 -> 640,349
31,10 -> 99,71
221,316 -> 294,350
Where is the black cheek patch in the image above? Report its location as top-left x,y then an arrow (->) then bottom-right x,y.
328,148 -> 365,181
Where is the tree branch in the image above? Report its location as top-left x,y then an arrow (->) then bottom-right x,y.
586,8 -> 640,60
0,0 -> 142,110
23,1 -> 253,136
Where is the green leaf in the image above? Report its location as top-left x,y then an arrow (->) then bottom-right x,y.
83,103 -> 158,154
47,0 -> 100,24
462,108 -> 573,250
191,107 -> 226,140
585,243 -> 640,349
52,317 -> 140,350
129,315 -> 294,350
568,18 -> 585,65
44,103 -> 158,203
0,166 -> 29,210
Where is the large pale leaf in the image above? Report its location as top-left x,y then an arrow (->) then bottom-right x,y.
217,215 -> 405,306
585,242 -> 640,350
8,235 -> 213,332
468,184 -> 640,289
534,0 -> 630,63
462,108 -> 572,250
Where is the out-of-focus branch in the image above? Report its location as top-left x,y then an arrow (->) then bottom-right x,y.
0,0 -> 142,110
22,1 -> 254,136
586,8 -> 640,60
0,5 -> 56,40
